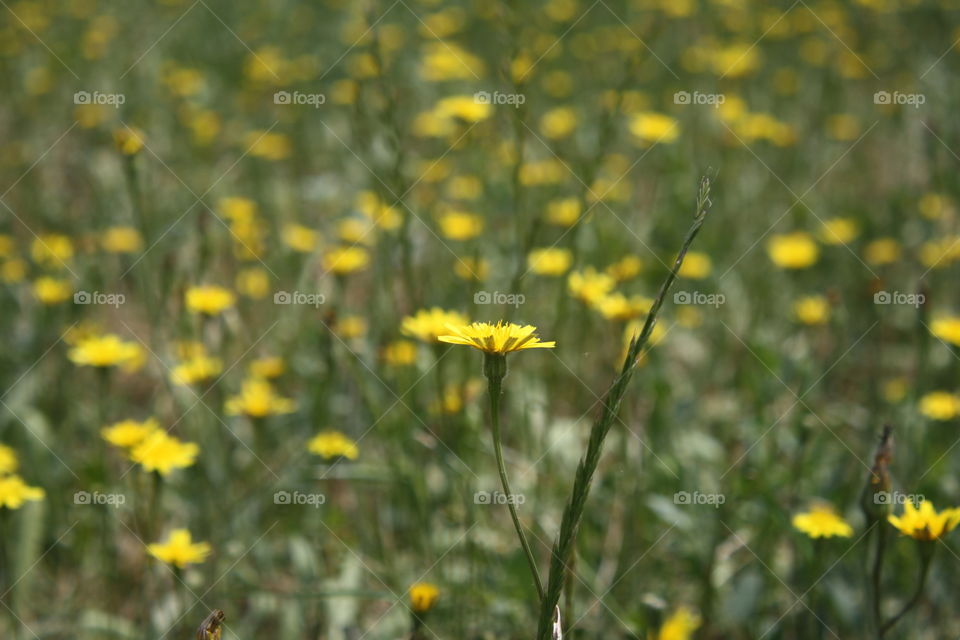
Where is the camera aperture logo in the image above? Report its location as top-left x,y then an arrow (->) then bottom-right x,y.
274,91 -> 326,108
473,91 -> 525,107
74,291 -> 125,308
274,490 -> 326,508
873,291 -> 924,308
873,90 -> 925,108
674,490 -> 725,508
74,490 -> 126,508
474,290 -> 525,308
474,490 -> 525,505
274,291 -> 326,307
73,91 -> 125,108
673,290 -> 725,308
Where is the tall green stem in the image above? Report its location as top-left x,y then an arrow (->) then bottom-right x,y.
879,543 -> 933,637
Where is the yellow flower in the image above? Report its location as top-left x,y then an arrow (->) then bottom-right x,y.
454,257 -> 489,281
33,276 -> 73,305
629,112 -> 679,144
246,130 -> 291,160
527,247 -> 573,276
767,232 -> 819,269
101,226 -> 143,253
568,267 -> 615,305
130,431 -> 200,475
114,126 -> 146,155
147,529 -> 211,568
219,197 -> 258,222
356,191 -> 402,230
171,355 -> 223,386
651,606 -> 700,640
546,197 -> 581,227
595,293 -> 654,321
2,259 -> 26,283
249,356 -> 284,379
282,224 -> 319,253
409,582 -> 440,613
323,247 -> 370,275
439,211 -> 484,240
439,321 -> 555,354
336,315 -> 368,339
446,176 -> 482,200
420,42 -> 484,81
0,444 -> 18,475
793,295 -> 830,325
308,430 -> 359,460
101,418 -> 160,448
606,255 -> 643,281
792,504 -> 853,538
225,378 -> 296,418
0,475 -> 45,509
540,106 -> 578,139
402,308 -> 469,343
883,378 -> 908,404
185,285 -> 235,315
677,251 -> 711,279
434,95 -> 492,123
384,340 -> 418,366
68,334 -> 142,368
31,234 -> 74,266
888,500 -> 960,541
918,192 -> 950,220
930,316 -> 960,347
235,267 -> 270,299
864,237 -> 901,265
919,391 -> 960,420
818,217 -> 859,245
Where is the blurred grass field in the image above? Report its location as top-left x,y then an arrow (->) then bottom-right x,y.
2,0 -> 960,638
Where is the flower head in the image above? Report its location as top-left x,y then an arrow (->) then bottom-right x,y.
323,246 -> 370,275
225,378 -> 296,418
401,308 -> 469,344
171,354 -> 223,386
527,247 -> 573,276
102,418 -> 160,448
568,267 -> 615,305
68,334 -> 142,368
792,504 -> 853,538
0,475 -> 45,509
130,431 -> 200,475
147,529 -> 211,568
930,316 -> 960,347
185,285 -> 236,315
439,321 -> 555,355
888,500 -> 960,541
919,391 -> 960,421
308,431 -> 359,460
409,582 -> 440,613
793,295 -> 830,325
767,232 -> 819,269
650,606 -> 700,640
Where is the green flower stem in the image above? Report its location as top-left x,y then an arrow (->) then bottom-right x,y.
484,352 -> 545,602
879,542 -> 934,637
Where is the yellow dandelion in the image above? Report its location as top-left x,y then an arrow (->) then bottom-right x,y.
323,247 -> 370,275
792,504 -> 853,538
409,582 -> 440,613
527,247 -> 573,276
767,232 -> 819,269
130,431 -> 200,476
308,430 -> 359,460
888,500 -> 960,541
225,378 -> 296,418
147,529 -> 211,568
68,334 -> 142,368
101,418 -> 160,448
919,391 -> 960,421
185,285 -> 235,316
439,321 -> 555,355
0,475 -> 45,510
401,308 -> 469,343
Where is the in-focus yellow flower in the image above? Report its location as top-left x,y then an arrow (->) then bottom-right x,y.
33,276 -> 73,304
0,475 -> 45,510
282,224 -> 320,253
438,211 -> 484,240
68,334 -> 142,368
439,321 -> 555,355
101,226 -> 143,253
101,418 -> 160,448
888,500 -> 960,541
569,267 -> 616,305
606,255 -> 643,281
171,354 -> 223,386
677,251 -> 711,279
767,232 -> 819,269
323,246 -> 370,275
402,308 -> 469,343
818,217 -> 859,245
792,504 -> 853,538
130,431 -> 200,475
308,430 -> 359,460
409,582 -> 440,613
527,247 -> 573,276
650,606 -> 700,640
383,340 -> 418,366
185,285 -> 235,315
0,444 -> 18,475
793,295 -> 830,325
546,197 -> 582,227
225,378 -> 296,418
864,237 -> 901,266
249,356 -> 284,379
930,316 -> 960,347
919,391 -> 960,420
114,126 -> 146,155
629,112 -> 679,144
147,529 -> 211,568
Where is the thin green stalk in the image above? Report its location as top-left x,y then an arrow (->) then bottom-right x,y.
879,543 -> 934,637
871,524 -> 887,637
535,176 -> 712,640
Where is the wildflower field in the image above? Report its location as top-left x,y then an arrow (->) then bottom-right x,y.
3,0 -> 960,638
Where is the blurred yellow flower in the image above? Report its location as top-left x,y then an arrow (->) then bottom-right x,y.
101,418 -> 160,448
0,475 -> 45,509
540,107 -> 578,139
767,232 -> 819,269
249,356 -> 284,379
308,430 -> 359,460
677,251 -> 711,279
650,606 -> 700,640
569,267 -> 615,305
546,197 -> 582,227
225,378 -> 296,417
114,126 -> 145,155
0,443 -> 18,474
336,315 -> 368,339
454,257 -> 489,281
888,500 -> 960,541
401,308 -> 469,343
409,582 -> 440,613
33,276 -> 73,304
235,267 -> 270,299
323,246 -> 370,274
131,431 -> 200,475
101,226 -> 143,253
446,175 -> 482,200
629,112 -> 679,144
864,238 -> 901,265
434,95 -> 492,123
527,247 -> 573,276
246,130 -> 291,160
68,334 -> 142,368
2,259 -> 26,283
30,234 -> 73,266
818,217 -> 859,245
918,193 -> 950,220
439,321 -> 555,354
793,295 -> 830,325
282,224 -> 320,253
420,42 -> 484,81
185,285 -> 236,315
383,340 -> 418,366
606,255 -> 642,281
147,529 -> 211,568
171,354 -> 223,386
439,211 -> 484,240
919,391 -> 960,420
520,159 -> 566,186
930,316 -> 960,347
792,504 -> 853,538
826,113 -> 860,141
356,191 -> 403,230
595,293 -> 653,321
219,197 -> 258,222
